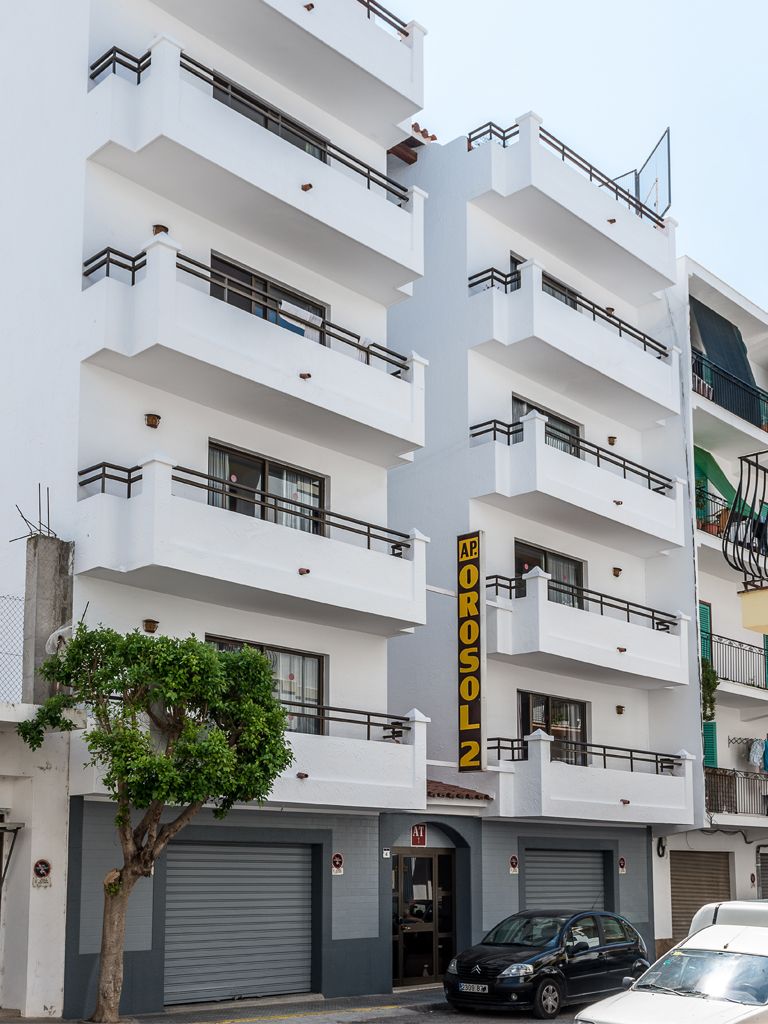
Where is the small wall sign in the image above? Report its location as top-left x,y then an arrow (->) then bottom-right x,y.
382,848 -> 391,859
618,856 -> 627,875
509,855 -> 519,875
331,852 -> 344,876
32,859 -> 52,888
411,823 -> 427,847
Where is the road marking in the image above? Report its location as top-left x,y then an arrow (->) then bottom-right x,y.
212,1006 -> 401,1024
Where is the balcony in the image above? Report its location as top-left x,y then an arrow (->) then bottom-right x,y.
467,261 -> 680,429
705,766 -> 768,829
70,702 -> 429,811
86,38 -> 425,303
465,113 -> 676,302
469,410 -> 684,556
691,351 -> 768,459
484,731 -> 694,825
147,0 -> 425,145
695,489 -> 741,580
74,459 -> 428,636
81,239 -> 425,467
486,568 -> 688,689
704,632 -> 768,712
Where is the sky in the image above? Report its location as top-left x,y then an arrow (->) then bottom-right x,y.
405,0 -> 768,309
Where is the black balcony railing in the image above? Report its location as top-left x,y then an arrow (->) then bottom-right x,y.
468,267 -> 521,294
489,737 -> 681,774
705,766 -> 768,816
703,632 -> 767,690
355,0 -> 410,35
469,419 -> 673,494
82,248 -> 409,374
465,121 -> 665,227
77,463 -> 410,557
283,699 -> 410,740
88,46 -> 409,205
692,351 -> 768,430
696,488 -> 731,537
486,574 -> 677,632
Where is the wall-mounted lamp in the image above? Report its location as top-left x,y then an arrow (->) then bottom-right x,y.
607,218 -> 617,225
656,836 -> 667,858
301,183 -> 313,192
298,567 -> 311,576
152,223 -> 169,235
303,2 -> 315,8
142,618 -> 159,634
299,372 -> 312,380
296,771 -> 309,779
616,646 -> 627,654
613,499 -> 623,506
605,306 -> 615,317
612,566 -> 622,578
620,798 -> 630,806
607,435 -> 617,446
615,705 -> 625,715
144,412 -> 161,429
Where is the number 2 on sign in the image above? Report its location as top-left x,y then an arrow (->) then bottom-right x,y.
460,740 -> 481,769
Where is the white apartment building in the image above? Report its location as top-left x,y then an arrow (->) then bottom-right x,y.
386,113 -> 704,962
652,259 -> 768,949
0,0 -> 431,1016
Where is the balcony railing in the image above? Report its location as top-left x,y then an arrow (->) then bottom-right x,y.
486,574 -> 677,632
692,351 -> 768,430
489,737 -> 681,774
466,121 -> 665,227
77,462 -> 410,557
696,488 -> 730,537
82,247 -> 409,374
469,419 -> 673,494
354,0 -> 410,36
283,699 -> 410,739
705,766 -> 768,816
468,266 -> 521,294
89,47 -> 409,206
703,632 -> 767,690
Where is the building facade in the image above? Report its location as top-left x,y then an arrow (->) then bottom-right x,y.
0,0 -> 430,1015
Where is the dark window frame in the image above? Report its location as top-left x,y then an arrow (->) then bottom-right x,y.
514,540 -> 585,590
510,393 -> 582,439
518,689 -> 590,765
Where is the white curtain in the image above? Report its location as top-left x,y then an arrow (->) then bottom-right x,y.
208,447 -> 228,509
266,648 -> 320,735
270,467 -> 319,533
280,300 -> 322,344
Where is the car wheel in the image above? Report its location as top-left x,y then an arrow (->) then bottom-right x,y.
533,978 -> 562,1019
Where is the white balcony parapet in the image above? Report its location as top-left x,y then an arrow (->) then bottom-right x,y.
486,567 -> 689,688
86,35 -> 425,301
467,259 -> 680,428
75,458 -> 428,636
484,730 -> 695,825
70,706 -> 429,811
469,410 -> 685,555
81,235 -> 426,466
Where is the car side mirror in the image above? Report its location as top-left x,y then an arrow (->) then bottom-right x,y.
569,941 -> 589,955
622,976 -> 634,989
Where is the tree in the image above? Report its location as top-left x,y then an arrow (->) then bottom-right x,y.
17,625 -> 293,1023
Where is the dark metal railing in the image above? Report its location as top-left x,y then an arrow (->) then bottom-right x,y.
465,121 -> 665,227
469,419 -> 672,494
486,574 -> 677,632
705,766 -> 768,817
692,351 -> 768,430
89,46 -> 151,82
82,247 -> 147,285
723,449 -> 768,587
78,462 -> 410,556
282,699 -> 410,740
180,53 -> 409,205
696,488 -> 731,538
354,0 -> 410,35
703,632 -> 767,690
489,736 -> 681,774
468,267 -> 521,294
542,273 -> 669,359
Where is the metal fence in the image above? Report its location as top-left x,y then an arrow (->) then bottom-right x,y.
0,595 -> 23,703
705,767 -> 768,817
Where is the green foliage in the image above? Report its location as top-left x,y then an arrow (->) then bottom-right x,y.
17,625 -> 293,817
701,657 -> 719,722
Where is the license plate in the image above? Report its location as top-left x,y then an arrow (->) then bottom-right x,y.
458,982 -> 488,994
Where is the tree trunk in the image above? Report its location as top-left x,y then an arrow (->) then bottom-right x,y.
91,870 -> 137,1023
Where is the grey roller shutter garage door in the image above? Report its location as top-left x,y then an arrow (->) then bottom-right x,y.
524,849 -> 606,910
164,843 -> 312,1004
670,851 -> 730,941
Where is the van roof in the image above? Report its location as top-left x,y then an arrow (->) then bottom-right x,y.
683,924 -> 768,956
690,900 -> 768,936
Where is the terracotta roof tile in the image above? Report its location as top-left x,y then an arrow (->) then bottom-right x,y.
426,779 -> 492,801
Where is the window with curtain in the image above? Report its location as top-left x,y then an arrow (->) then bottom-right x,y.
208,444 -> 324,534
206,635 -> 323,735
514,541 -> 583,607
519,691 -> 588,765
511,395 -> 580,454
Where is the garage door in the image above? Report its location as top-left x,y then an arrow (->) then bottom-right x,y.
670,851 -> 730,940
524,849 -> 606,910
164,843 -> 312,1004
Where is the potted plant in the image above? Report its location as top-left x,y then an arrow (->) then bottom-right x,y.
701,658 -> 719,723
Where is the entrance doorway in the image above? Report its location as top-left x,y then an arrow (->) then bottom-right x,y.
391,849 -> 455,986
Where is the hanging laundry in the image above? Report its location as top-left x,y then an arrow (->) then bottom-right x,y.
749,738 -> 765,768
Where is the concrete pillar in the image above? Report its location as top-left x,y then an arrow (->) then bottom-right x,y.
22,536 -> 74,704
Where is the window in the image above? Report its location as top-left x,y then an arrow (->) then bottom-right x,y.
566,916 -> 600,950
515,541 -> 584,607
210,254 -> 327,345
207,636 -> 323,735
542,272 -> 579,310
519,691 -> 588,765
211,74 -> 327,163
602,916 -> 628,945
208,443 -> 324,534
511,395 -> 580,454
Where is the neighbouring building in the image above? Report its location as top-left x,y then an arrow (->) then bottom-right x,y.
0,0 -> 430,1015
385,112 -> 705,965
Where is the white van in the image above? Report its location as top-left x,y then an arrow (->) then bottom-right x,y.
575,902 -> 768,1024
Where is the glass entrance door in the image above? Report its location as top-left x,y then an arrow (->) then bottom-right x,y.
392,849 -> 455,986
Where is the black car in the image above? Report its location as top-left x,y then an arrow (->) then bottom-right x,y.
444,909 -> 649,1019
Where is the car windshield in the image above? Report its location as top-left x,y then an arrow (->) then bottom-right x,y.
635,949 -> 768,1005
483,915 -> 567,947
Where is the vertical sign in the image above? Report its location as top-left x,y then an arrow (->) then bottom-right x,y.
457,531 -> 486,772
411,824 -> 427,847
